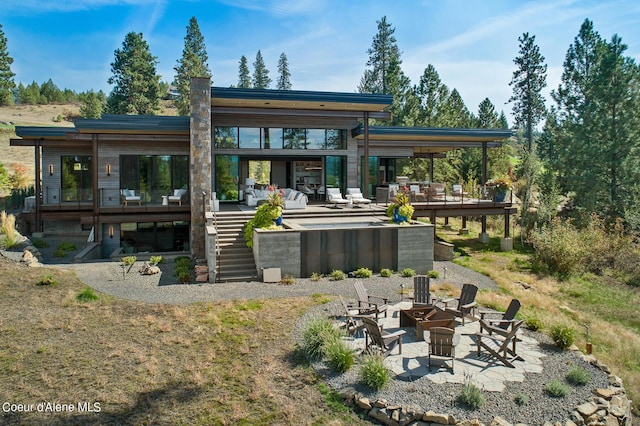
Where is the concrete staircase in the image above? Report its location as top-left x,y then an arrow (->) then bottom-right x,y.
211,213 -> 258,282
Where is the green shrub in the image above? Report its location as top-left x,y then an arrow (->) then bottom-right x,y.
325,339 -> 355,373
330,269 -> 346,281
525,316 -> 543,331
32,239 -> 48,249
400,268 -> 416,277
76,287 -> 99,302
280,275 -> 295,285
37,275 -> 57,286
353,267 -> 372,278
53,249 -> 67,258
359,354 -> 391,390
545,379 -> 569,397
427,270 -> 439,279
514,393 -> 529,406
310,272 -> 323,281
57,242 -> 76,251
175,256 -> 191,268
149,255 -> 163,266
458,379 -> 485,409
177,271 -> 192,284
566,366 -> 591,386
302,318 -> 341,360
380,268 -> 393,278
550,324 -> 575,350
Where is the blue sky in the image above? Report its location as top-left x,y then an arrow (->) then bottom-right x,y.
1,0 -> 639,120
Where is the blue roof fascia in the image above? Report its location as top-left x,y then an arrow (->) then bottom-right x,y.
74,114 -> 190,133
15,126 -> 76,138
212,86 -> 393,108
352,125 -> 513,140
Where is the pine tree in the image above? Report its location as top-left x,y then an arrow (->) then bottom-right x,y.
0,24 -> 15,106
358,16 -> 402,94
508,32 -> 547,151
252,50 -> 271,89
414,64 -> 450,127
79,90 -> 105,119
106,32 -> 161,115
173,17 -> 211,116
238,56 -> 251,88
276,52 -> 291,90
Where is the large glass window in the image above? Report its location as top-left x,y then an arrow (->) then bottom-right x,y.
262,128 -> 283,149
284,128 -> 307,149
326,129 -> 346,149
239,128 -> 260,149
61,155 -> 92,202
215,154 -> 239,201
120,155 -> 189,202
121,221 -> 190,253
306,129 -> 325,150
325,156 -> 346,194
214,127 -> 238,148
361,156 -> 379,198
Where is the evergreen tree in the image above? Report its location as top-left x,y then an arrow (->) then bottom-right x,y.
106,32 -> 161,115
440,89 -> 472,128
173,17 -> 211,116
0,24 -> 15,106
276,52 -> 291,90
40,79 -> 64,103
252,50 -> 271,89
414,64 -> 450,126
238,55 -> 251,88
508,32 -> 547,151
79,90 -> 105,119
358,16 -> 402,94
498,111 -> 509,129
477,98 -> 499,128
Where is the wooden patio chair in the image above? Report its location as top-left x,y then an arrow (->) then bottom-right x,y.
476,319 -> 524,368
338,295 -> 374,338
353,280 -> 388,319
479,299 -> 521,333
362,317 -> 406,357
443,283 -> 478,324
426,326 -> 459,372
413,275 -> 436,307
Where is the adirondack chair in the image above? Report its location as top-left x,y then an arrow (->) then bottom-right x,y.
426,326 -> 459,372
476,319 -> 524,368
362,317 -> 406,356
443,283 -> 478,324
353,281 -> 388,319
479,299 -> 521,333
338,295 -> 374,338
413,275 -> 436,308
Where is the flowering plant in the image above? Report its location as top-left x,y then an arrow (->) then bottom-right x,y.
486,177 -> 512,191
386,190 -> 414,224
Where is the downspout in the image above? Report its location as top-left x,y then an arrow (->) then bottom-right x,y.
35,138 -> 42,233
92,134 -> 99,241
481,142 -> 487,235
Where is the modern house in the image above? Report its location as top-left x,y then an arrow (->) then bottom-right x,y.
12,77 -> 514,281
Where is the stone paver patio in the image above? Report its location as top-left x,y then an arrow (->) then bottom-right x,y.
347,301 -> 545,392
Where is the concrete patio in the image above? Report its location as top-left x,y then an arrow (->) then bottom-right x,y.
346,301 -> 545,392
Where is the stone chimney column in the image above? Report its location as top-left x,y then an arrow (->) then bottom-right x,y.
189,77 -> 211,259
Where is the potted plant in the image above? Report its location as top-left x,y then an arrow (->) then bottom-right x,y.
486,177 -> 511,202
386,190 -> 414,224
244,190 -> 285,248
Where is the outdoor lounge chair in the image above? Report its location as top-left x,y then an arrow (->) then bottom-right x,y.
479,299 -> 521,333
345,188 -> 371,207
338,295 -> 375,338
120,189 -> 141,206
168,188 -> 188,205
476,319 -> 524,368
362,317 -> 406,356
426,326 -> 459,372
452,184 -> 468,200
353,280 -> 388,319
443,283 -> 478,324
409,184 -> 427,202
413,275 -> 436,307
325,188 -> 349,208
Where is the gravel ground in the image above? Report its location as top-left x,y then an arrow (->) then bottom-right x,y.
2,238 -> 614,425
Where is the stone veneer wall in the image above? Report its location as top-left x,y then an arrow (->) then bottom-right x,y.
189,77 -> 212,260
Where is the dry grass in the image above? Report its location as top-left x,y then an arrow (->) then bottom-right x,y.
0,257 -> 367,425
437,218 -> 640,415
